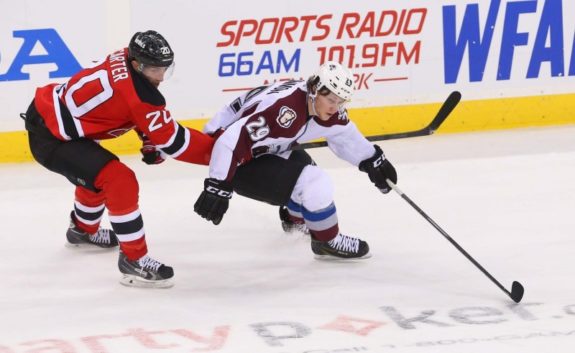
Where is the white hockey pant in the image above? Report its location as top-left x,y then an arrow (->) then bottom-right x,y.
287,165 -> 339,240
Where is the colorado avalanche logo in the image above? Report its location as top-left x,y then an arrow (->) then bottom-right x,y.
338,107 -> 349,122
276,106 -> 297,128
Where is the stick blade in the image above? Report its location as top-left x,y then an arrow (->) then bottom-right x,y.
510,281 -> 524,303
429,91 -> 462,132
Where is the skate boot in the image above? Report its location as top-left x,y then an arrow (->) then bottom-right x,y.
279,206 -> 310,235
118,252 -> 174,288
311,233 -> 371,260
66,212 -> 118,249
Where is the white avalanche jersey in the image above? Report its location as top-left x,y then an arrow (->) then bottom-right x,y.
205,80 -> 375,181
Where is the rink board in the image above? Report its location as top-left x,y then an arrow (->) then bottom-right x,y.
2,92 -> 574,163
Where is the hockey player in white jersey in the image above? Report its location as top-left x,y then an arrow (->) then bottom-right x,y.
194,61 -> 397,260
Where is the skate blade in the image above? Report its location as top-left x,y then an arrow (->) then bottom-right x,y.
65,242 -> 118,250
119,274 -> 174,289
313,253 -> 372,261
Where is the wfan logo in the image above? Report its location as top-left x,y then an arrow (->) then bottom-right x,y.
442,0 -> 575,83
0,28 -> 82,81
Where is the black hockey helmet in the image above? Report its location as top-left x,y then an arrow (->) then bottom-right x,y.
128,30 -> 174,67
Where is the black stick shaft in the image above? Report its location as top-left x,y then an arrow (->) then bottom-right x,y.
387,180 -> 518,301
295,91 -> 461,150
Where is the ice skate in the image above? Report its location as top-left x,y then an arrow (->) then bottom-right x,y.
118,252 -> 174,288
66,212 -> 118,249
311,233 -> 371,260
279,206 -> 310,235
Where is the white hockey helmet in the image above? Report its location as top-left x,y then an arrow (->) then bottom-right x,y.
313,61 -> 355,101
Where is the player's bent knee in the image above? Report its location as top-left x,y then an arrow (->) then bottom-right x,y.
296,166 -> 334,212
96,160 -> 140,201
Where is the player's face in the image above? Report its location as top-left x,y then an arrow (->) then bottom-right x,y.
133,61 -> 174,87
313,92 -> 346,121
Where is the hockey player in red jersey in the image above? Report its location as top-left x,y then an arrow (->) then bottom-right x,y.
194,61 -> 397,260
23,30 -> 214,287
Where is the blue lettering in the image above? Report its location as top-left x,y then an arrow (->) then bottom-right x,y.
237,52 -> 254,76
218,50 -> 300,77
218,53 -> 236,77
570,33 -> 575,76
277,49 -> 300,73
0,28 -> 82,81
498,1 -> 537,80
528,0 -> 564,78
442,0 -> 501,83
256,51 -> 275,74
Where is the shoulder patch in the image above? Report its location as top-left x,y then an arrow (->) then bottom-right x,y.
276,106 -> 297,128
338,107 -> 349,122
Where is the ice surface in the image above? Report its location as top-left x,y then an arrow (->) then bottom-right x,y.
1,126 -> 574,352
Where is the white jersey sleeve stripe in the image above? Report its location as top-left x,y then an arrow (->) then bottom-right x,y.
157,122 -> 190,158
53,85 -> 71,141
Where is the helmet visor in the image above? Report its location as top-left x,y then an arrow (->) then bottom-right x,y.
318,86 -> 348,106
140,61 -> 175,82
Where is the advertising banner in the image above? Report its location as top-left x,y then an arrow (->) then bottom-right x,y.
0,0 -> 574,162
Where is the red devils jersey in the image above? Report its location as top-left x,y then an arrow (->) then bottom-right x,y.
204,80 -> 375,181
34,48 -> 213,164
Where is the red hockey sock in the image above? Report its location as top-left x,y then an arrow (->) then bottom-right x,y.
94,160 -> 148,260
73,186 -> 106,234
289,213 -> 305,224
310,224 -> 339,242
119,236 -> 148,261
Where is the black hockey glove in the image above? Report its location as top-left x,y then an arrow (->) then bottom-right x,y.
194,178 -> 233,225
137,132 -> 165,165
358,145 -> 397,194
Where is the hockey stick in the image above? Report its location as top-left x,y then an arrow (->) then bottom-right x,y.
295,91 -> 462,150
386,180 -> 525,303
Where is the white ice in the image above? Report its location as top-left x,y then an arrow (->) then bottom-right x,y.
1,126 -> 574,353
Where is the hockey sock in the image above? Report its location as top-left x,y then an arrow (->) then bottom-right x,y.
302,202 -> 339,241
286,199 -> 305,224
73,186 -> 106,234
94,160 -> 147,260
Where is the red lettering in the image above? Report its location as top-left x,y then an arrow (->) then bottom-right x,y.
263,77 -> 303,85
354,73 -> 372,90
126,328 -> 179,349
216,14 -> 339,45
335,8 -> 428,39
298,15 -> 316,41
20,339 -> 77,353
398,41 -> 421,64
216,20 -> 237,47
357,11 -> 375,38
235,19 -> 258,46
256,18 -> 279,45
404,8 -> 427,34
319,315 -> 385,336
276,17 -> 298,43
216,10 -> 426,47
337,12 -> 360,39
81,334 -> 125,353
313,14 -> 332,41
172,326 -> 230,350
395,9 -> 407,35
376,10 -> 397,36
382,42 -> 397,66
